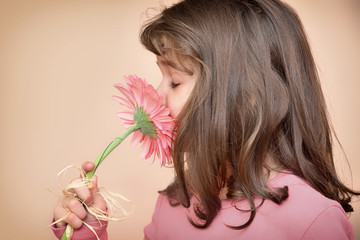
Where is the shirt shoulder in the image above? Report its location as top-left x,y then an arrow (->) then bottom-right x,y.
301,205 -> 354,240
270,172 -> 344,213
259,172 -> 353,239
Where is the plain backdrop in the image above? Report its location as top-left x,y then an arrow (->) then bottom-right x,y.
0,0 -> 359,239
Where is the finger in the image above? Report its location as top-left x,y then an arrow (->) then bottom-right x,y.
88,175 -> 100,195
90,176 -> 106,211
69,178 -> 93,206
54,201 -> 83,230
54,202 -> 69,228
63,196 -> 87,221
85,176 -> 107,222
92,191 -> 107,212
85,195 -> 107,222
67,212 -> 84,229
82,161 -> 95,173
70,174 -> 99,206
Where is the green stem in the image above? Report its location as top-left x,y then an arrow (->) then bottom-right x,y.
86,124 -> 140,179
61,226 -> 71,240
61,124 -> 140,240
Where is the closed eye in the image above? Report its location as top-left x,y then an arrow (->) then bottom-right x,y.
171,82 -> 180,88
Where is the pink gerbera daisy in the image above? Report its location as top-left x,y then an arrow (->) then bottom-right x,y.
113,75 -> 174,166
59,75 -> 175,240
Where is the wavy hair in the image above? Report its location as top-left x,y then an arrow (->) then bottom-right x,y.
140,0 -> 359,229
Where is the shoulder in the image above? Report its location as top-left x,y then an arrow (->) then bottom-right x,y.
270,172 -> 343,212
264,171 -> 353,239
145,193 -> 174,224
301,205 -> 353,240
144,194 -> 192,239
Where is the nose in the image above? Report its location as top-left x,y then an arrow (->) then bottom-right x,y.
156,81 -> 167,106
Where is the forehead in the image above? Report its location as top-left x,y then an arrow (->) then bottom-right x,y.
157,53 -> 195,75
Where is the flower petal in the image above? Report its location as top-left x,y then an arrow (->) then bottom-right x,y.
112,95 -> 135,110
130,131 -> 144,147
117,110 -> 134,121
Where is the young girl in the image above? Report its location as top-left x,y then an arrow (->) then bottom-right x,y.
52,0 -> 359,239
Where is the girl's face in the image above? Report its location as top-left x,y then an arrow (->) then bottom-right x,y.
156,55 -> 198,118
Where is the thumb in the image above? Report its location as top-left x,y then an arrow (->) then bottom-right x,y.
82,161 -> 95,173
89,175 -> 100,195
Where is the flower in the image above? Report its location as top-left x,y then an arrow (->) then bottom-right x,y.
113,75 -> 174,166
59,75 -> 175,240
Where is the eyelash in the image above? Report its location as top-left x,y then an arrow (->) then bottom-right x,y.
171,82 -> 180,88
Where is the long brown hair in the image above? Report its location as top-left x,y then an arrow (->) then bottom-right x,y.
140,0 -> 359,229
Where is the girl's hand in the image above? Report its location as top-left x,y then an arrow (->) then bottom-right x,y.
53,161 -> 107,229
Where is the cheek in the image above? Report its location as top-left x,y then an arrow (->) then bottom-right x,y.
165,76 -> 196,118
167,91 -> 191,118
167,98 -> 182,118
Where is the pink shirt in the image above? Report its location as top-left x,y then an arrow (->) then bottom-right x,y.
52,171 -> 354,239
52,220 -> 108,240
143,171 -> 353,239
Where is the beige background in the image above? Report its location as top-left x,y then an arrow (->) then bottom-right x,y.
0,0 -> 359,239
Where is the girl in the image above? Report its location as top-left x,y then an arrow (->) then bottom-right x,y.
52,0 -> 359,239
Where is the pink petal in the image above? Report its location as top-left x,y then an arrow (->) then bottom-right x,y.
123,122 -> 134,129
140,137 -> 152,159
157,143 -> 165,166
131,85 -> 144,106
145,140 -> 155,159
117,110 -> 134,121
112,95 -> 135,110
151,119 -> 163,131
142,92 -> 158,114
114,84 -> 136,105
130,131 -> 144,147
